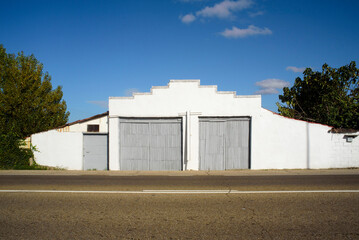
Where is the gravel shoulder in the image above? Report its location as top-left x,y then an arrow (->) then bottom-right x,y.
1,192 -> 358,240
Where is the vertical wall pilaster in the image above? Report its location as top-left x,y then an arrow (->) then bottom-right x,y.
109,117 -> 120,170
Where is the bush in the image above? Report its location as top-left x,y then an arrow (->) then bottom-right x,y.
0,133 -> 34,169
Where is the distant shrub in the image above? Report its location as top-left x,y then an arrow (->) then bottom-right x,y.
0,133 -> 34,169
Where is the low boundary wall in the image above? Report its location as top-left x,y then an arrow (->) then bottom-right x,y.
31,130 -> 83,170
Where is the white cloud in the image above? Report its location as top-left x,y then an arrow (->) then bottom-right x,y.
220,25 -> 272,38
124,88 -> 139,97
256,79 -> 289,89
197,0 -> 253,19
255,88 -> 279,95
180,0 -> 253,23
255,79 -> 289,95
286,66 -> 306,73
249,10 -> 264,17
178,0 -> 204,2
180,13 -> 196,24
87,101 -> 108,109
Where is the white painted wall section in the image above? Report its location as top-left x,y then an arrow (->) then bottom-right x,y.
68,116 -> 108,133
109,81 -> 261,117
252,109 -> 359,170
329,133 -> 359,168
31,130 -> 83,170
253,110 -> 317,169
108,117 -> 120,170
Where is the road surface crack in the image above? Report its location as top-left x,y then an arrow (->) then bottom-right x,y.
225,183 -> 232,198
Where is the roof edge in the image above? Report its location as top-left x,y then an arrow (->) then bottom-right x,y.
59,111 -> 109,128
262,108 -> 333,128
109,79 -> 260,100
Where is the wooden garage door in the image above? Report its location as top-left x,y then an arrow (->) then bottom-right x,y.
199,117 -> 250,170
83,134 -> 108,170
119,118 -> 182,171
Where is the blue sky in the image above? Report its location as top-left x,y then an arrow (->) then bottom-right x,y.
1,0 -> 358,122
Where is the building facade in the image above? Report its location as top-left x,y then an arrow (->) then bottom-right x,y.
31,112 -> 109,170
108,80 -> 359,171
32,80 -> 359,170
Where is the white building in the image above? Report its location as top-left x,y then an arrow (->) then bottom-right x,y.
32,112 -> 109,170
32,80 -> 359,170
56,112 -> 109,133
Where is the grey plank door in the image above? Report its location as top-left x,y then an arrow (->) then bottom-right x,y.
83,134 -> 108,170
199,120 -> 226,170
119,119 -> 182,171
120,122 -> 149,171
199,118 -> 250,170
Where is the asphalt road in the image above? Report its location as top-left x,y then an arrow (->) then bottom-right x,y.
1,173 -> 359,191
1,171 -> 359,239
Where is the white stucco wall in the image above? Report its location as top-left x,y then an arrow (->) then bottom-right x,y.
109,80 -> 359,171
31,130 -> 83,170
329,133 -> 359,168
108,117 -> 120,170
252,109 -> 359,169
110,81 -> 261,117
67,116 -> 108,133
251,110 -> 308,169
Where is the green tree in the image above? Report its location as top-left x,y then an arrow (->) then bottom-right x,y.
0,44 -> 69,168
0,132 -> 34,169
277,61 -> 359,129
0,44 -> 69,139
